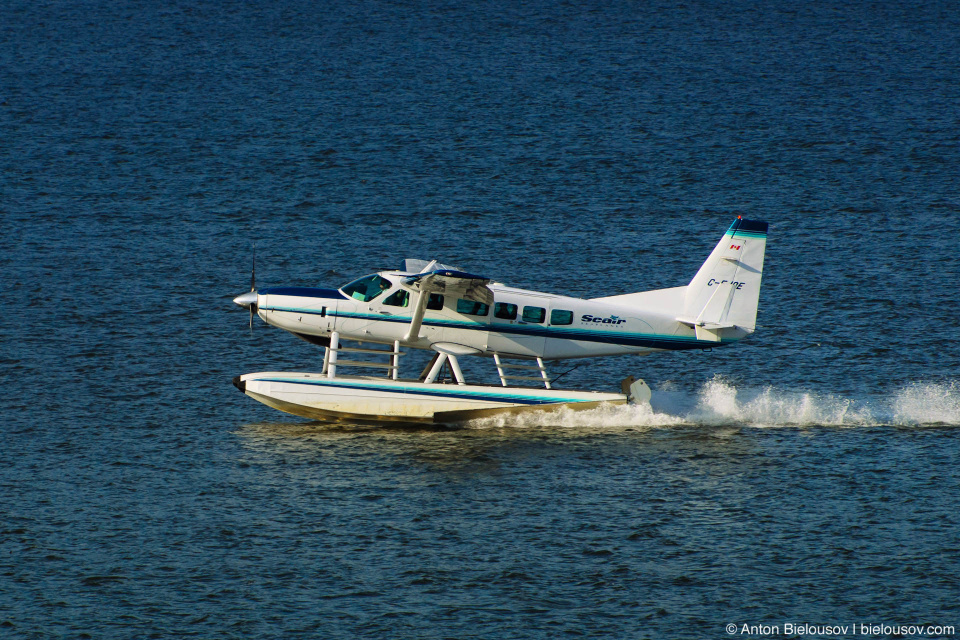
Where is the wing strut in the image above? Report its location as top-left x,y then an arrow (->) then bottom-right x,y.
402,275 -> 434,342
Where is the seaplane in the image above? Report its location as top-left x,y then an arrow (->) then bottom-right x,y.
232,217 -> 768,425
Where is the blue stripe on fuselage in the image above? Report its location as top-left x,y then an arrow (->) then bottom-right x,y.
258,305 -> 733,351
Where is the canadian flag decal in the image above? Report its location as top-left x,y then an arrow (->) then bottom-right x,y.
730,244 -> 741,250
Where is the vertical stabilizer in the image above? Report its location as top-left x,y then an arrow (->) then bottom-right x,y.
682,218 -> 768,337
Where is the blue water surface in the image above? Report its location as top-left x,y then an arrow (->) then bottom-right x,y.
2,1 -> 959,638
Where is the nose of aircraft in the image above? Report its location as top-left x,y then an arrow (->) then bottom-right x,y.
233,291 -> 258,308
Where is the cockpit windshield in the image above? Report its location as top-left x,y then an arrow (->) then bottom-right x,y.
341,274 -> 392,302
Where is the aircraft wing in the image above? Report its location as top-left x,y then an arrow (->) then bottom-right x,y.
403,269 -> 493,305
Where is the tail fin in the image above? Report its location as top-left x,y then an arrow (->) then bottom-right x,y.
680,217 -> 768,342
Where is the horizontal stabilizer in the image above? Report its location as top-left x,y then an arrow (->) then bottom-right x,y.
676,318 -> 736,330
676,316 -> 737,342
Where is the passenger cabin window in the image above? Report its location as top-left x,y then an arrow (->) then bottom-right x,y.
383,289 -> 409,307
494,302 -> 517,320
551,309 -> 573,325
341,274 -> 392,302
522,306 -> 545,323
457,298 -> 490,316
426,294 -> 444,310
457,299 -> 489,316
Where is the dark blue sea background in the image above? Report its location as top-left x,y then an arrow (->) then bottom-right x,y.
3,1 -> 960,638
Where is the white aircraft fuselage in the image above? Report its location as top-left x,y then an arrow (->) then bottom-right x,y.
237,218 -> 769,363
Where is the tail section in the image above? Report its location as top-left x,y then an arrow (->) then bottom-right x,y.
680,217 -> 768,341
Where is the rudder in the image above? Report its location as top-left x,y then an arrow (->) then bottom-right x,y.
681,218 -> 768,341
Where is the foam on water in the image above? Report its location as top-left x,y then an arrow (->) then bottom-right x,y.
686,377 -> 876,427
893,381 -> 960,426
466,377 -> 960,430
465,400 -> 685,430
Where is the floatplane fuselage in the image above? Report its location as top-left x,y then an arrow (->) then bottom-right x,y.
232,217 -> 768,424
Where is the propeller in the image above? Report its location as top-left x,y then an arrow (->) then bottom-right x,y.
233,247 -> 259,328
249,248 -> 255,328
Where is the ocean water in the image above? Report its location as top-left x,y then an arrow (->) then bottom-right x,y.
3,0 -> 960,638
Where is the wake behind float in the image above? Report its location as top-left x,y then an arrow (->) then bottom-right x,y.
232,217 -> 768,425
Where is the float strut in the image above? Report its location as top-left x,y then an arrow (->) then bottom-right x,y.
448,354 -> 465,385
392,340 -> 400,381
327,331 -> 339,379
423,353 -> 448,384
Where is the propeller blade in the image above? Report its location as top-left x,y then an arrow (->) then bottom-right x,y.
234,246 -> 259,329
250,247 -> 256,292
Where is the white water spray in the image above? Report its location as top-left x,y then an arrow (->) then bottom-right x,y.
892,381 -> 960,425
466,377 -> 960,430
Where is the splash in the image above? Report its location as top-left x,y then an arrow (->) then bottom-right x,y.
688,377 -> 876,427
466,377 -> 960,430
892,381 -> 960,425
465,401 -> 684,430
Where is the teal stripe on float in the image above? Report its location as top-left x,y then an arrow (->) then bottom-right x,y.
256,377 -> 595,404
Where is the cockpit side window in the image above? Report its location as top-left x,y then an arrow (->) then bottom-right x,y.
341,274 -> 392,302
383,289 -> 409,307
